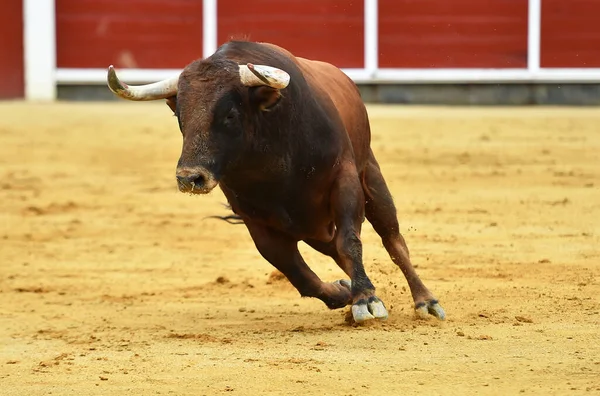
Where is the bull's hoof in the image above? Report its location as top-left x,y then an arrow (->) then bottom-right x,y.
415,299 -> 446,321
321,279 -> 352,309
352,296 -> 388,323
333,279 -> 352,290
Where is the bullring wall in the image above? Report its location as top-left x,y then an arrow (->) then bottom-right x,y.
4,0 -> 600,104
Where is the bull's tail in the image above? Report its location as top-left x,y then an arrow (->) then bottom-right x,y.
204,214 -> 244,224
203,203 -> 244,224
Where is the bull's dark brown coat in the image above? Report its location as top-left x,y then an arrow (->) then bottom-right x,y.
130,41 -> 444,322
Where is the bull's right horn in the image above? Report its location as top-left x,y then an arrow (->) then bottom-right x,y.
107,65 -> 180,101
238,63 -> 290,89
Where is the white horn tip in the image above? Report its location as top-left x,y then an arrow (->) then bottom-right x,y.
107,65 -> 128,96
105,65 -> 179,101
240,64 -> 290,89
256,65 -> 290,89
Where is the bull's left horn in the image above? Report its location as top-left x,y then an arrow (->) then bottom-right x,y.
238,63 -> 290,89
107,65 -> 180,100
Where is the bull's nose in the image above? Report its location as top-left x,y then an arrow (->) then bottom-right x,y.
176,173 -> 206,191
176,167 -> 218,194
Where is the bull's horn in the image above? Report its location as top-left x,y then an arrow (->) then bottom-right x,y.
107,65 -> 179,100
238,63 -> 290,89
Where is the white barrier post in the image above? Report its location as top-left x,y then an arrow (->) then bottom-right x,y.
203,0 -> 218,59
528,0 -> 542,74
23,0 -> 56,100
364,0 -> 378,78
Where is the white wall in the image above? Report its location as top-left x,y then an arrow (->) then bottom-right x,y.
21,0 -> 600,101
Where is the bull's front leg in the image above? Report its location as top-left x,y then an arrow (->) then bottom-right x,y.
330,165 -> 388,323
244,220 -> 352,310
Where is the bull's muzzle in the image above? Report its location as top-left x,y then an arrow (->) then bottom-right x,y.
176,167 -> 218,194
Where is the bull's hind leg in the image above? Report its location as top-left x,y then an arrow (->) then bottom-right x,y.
363,154 -> 445,320
244,220 -> 352,310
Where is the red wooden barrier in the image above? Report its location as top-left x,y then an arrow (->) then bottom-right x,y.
541,0 -> 600,68
0,0 -> 24,98
218,0 -> 364,68
378,0 -> 528,68
56,0 -> 203,69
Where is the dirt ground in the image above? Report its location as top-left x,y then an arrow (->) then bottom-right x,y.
0,102 -> 598,395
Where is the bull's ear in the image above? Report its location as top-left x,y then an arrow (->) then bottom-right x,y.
165,96 -> 177,114
250,86 -> 282,112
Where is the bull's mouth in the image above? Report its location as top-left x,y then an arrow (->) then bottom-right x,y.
177,180 -> 218,195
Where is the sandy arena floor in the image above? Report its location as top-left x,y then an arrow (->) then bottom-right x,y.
0,102 -> 598,395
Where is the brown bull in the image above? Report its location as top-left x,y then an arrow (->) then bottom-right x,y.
107,41 -> 445,323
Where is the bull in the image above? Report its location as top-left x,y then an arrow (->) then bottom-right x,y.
107,41 -> 445,323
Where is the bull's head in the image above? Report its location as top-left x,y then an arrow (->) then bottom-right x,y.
107,61 -> 290,194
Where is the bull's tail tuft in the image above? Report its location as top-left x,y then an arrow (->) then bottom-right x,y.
204,214 -> 244,224
203,203 -> 244,224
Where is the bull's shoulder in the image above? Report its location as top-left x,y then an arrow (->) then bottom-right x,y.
294,58 -> 370,168
294,58 -> 362,108
296,58 -> 351,81
258,42 -> 296,59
